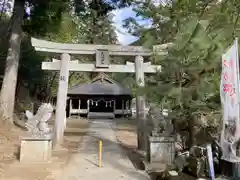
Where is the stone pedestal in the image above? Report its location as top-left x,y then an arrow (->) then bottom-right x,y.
20,137 -> 52,163
147,136 -> 175,165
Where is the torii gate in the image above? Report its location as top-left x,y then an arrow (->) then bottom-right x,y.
31,38 -> 168,149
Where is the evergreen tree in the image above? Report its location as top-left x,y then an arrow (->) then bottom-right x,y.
124,0 -> 240,147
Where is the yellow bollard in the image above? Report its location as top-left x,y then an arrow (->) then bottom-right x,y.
98,140 -> 102,167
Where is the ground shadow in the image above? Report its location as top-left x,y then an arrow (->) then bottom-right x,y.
84,157 -> 99,167
64,132 -> 86,136
13,145 -> 21,160
13,120 -> 27,131
115,127 -> 136,133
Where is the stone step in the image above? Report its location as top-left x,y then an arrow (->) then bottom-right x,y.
87,112 -> 115,119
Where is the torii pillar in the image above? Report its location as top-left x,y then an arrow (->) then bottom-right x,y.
53,53 -> 70,148
135,55 -> 147,151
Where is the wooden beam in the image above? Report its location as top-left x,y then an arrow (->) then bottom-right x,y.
42,60 -> 161,73
31,38 -> 170,56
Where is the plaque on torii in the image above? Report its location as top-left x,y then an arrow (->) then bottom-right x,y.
96,49 -> 109,68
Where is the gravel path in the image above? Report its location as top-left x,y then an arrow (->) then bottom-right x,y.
57,119 -> 150,180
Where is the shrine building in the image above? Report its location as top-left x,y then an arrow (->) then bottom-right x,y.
66,73 -> 132,119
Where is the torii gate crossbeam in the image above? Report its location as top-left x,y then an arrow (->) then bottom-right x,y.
42,60 -> 161,73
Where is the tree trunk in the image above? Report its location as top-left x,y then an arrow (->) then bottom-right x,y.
0,0 -> 25,123
15,77 -> 22,100
188,118 -> 197,148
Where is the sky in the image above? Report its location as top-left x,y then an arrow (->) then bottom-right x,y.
112,1 -> 162,45
112,7 -> 138,45
0,0 -> 13,16
112,6 -> 154,45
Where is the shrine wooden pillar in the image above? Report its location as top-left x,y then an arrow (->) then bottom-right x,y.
113,100 -> 116,116
122,100 -> 124,116
87,99 -> 90,113
79,99 -> 81,109
69,99 -> 73,117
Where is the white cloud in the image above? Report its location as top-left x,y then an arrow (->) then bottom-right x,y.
112,7 -> 138,45
111,6 -> 153,45
0,0 -> 14,16
152,0 -> 168,6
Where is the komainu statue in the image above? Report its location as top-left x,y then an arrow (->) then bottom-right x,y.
147,103 -> 173,137
25,103 -> 54,138
221,117 -> 240,162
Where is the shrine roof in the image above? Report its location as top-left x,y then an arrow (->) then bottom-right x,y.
68,73 -> 132,96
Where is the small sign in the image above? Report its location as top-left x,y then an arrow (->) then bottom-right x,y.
96,49 -> 109,68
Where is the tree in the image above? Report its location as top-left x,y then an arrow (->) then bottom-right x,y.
154,0 -> 240,147
124,0 -> 240,147
0,0 -> 68,123
0,0 -> 25,123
